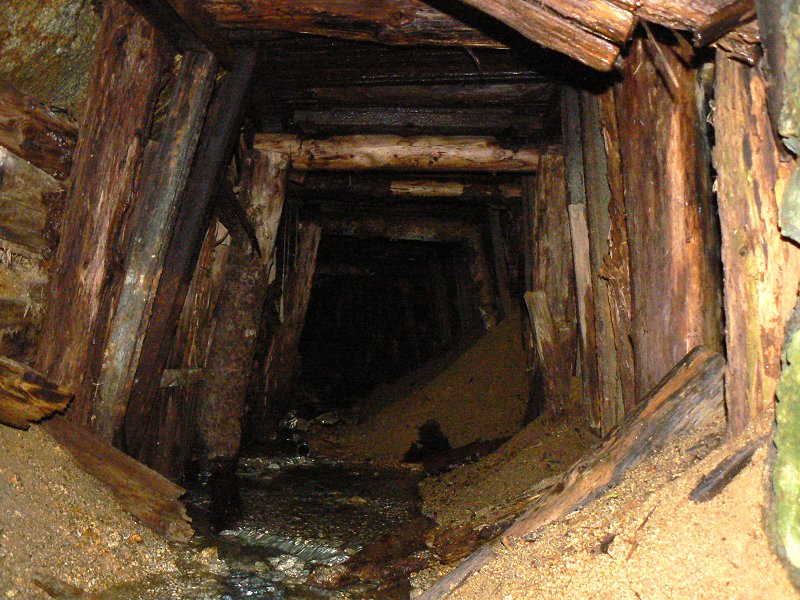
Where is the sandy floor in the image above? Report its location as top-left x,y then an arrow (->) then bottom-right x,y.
0,424 -> 223,599
311,314 -> 530,462
414,413 -> 799,599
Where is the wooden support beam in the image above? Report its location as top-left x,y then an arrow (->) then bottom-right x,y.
531,153 -> 579,416
200,0 -> 506,48
488,208 -> 513,318
291,173 -> 522,202
257,221 -> 322,433
616,37 -> 722,399
0,357 -> 72,430
123,50 -> 257,456
254,134 -> 541,172
454,0 -> 631,71
45,417 -> 193,541
35,0 -> 168,428
638,0 -> 755,39
420,346 -> 724,599
92,51 -> 217,443
197,150 -> 289,459
713,56 -> 800,436
0,80 -> 77,180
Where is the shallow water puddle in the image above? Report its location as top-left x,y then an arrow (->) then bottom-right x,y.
184,454 -> 427,599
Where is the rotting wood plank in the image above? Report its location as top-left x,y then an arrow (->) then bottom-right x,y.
35,0 -> 168,429
0,357 -> 72,430
419,346 -> 724,599
92,51 -> 217,443
197,150 -> 289,460
616,37 -> 722,399
0,79 -> 77,180
124,50 -> 257,457
254,134 -> 541,172
713,55 -> 800,436
638,0 -> 755,38
44,417 -> 193,541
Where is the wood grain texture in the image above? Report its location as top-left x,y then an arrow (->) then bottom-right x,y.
420,346 -> 724,599
616,38 -> 722,399
35,0 -> 168,428
197,151 -> 289,459
92,51 -> 216,443
713,55 -> 800,436
255,134 -> 541,172
0,79 -> 77,180
0,357 -> 72,429
45,417 -> 193,541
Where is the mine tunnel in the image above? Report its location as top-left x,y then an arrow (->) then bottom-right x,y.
1,1 -> 800,598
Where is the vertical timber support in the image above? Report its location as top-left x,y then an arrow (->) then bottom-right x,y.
35,0 -> 168,427
123,49 -> 258,458
714,55 -> 800,436
487,208 -> 513,319
91,51 -> 217,443
616,37 -> 722,399
531,153 -> 579,417
258,221 -> 322,434
561,85 -> 602,430
197,150 -> 289,460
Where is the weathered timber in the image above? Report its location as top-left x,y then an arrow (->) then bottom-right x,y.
713,56 -> 800,436
44,417 -> 193,541
0,79 -> 77,180
419,347 -> 724,599
292,107 -> 549,136
197,151 -> 289,459
454,0 -> 630,71
616,37 -> 722,399
581,89 -> 629,433
638,0 -> 755,38
35,0 -> 168,428
258,221 -> 322,433
200,0 -> 506,47
136,221 -> 230,479
597,86 -> 636,416
561,86 -> 602,428
488,209 -> 513,317
0,357 -> 72,429
254,134 -> 541,172
531,153 -> 579,415
291,173 -> 522,202
318,216 -> 498,327
714,19 -> 761,66
754,0 -> 787,131
124,50 -> 257,457
92,51 -> 217,443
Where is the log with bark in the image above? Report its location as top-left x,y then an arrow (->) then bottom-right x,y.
0,79 -> 77,180
419,346 -> 724,599
254,134 -> 541,172
0,357 -> 72,429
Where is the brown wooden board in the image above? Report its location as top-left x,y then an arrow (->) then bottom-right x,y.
0,357 -> 72,429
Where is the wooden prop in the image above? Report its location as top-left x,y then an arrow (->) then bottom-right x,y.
0,357 -> 72,429
0,79 -> 77,180
488,209 -> 513,317
35,0 -> 168,428
197,150 -> 289,459
525,291 -> 572,415
254,134 -> 541,172
92,51 -> 217,443
45,417 -> 193,541
420,346 -> 724,599
712,55 -> 800,436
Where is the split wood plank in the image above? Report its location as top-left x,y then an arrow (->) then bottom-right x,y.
197,150 -> 289,459
0,79 -> 77,180
713,55 -> 800,436
92,51 -> 217,443
124,50 -> 257,457
0,357 -> 72,429
419,346 -> 724,599
638,0 -> 756,40
35,0 -> 169,428
44,417 -> 193,541
254,134 -> 541,172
